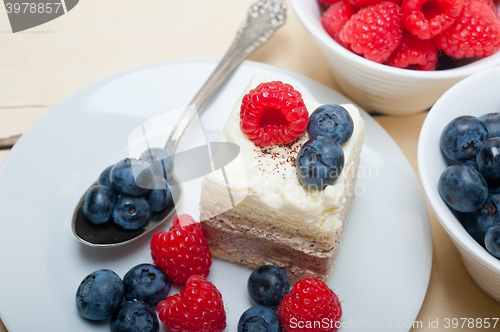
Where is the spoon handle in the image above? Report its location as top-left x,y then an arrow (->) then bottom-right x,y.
164,0 -> 286,154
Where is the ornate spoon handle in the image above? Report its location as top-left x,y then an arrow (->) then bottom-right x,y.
164,0 -> 286,154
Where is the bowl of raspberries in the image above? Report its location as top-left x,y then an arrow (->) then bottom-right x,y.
290,0 -> 500,115
419,66 -> 500,302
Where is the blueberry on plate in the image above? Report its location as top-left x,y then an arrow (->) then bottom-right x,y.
110,301 -> 159,332
76,269 -> 124,320
140,147 -> 173,179
440,116 -> 488,161
111,158 -> 155,196
477,138 -> 500,186
438,165 -> 488,213
479,113 -> 500,138
146,177 -> 172,212
477,193 -> 500,234
296,136 -> 344,190
307,104 -> 354,145
237,306 -> 281,332
97,164 -> 114,189
112,195 -> 150,230
485,224 -> 500,258
248,265 -> 290,307
123,263 -> 170,307
83,185 -> 115,224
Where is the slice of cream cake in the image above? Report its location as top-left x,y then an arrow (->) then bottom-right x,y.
199,75 -> 365,282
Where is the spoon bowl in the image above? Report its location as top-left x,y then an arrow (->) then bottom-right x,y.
72,178 -> 182,247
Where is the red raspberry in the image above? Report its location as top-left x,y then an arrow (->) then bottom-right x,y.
347,0 -> 401,9
387,31 -> 439,70
340,2 -> 404,63
435,0 -> 500,58
157,275 -> 226,332
402,0 -> 464,39
240,81 -> 309,147
322,1 -> 357,45
318,0 -> 340,14
479,0 -> 499,17
150,214 -> 212,286
279,278 -> 342,332
319,0 -> 342,4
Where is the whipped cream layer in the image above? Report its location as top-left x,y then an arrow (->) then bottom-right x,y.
200,75 -> 365,243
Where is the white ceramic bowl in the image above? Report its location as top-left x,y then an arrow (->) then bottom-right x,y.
418,67 -> 500,302
290,0 -> 500,115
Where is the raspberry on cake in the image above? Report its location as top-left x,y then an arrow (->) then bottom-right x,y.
240,81 -> 309,147
199,75 -> 365,282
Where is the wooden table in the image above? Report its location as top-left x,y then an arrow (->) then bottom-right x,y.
1,1 -> 499,331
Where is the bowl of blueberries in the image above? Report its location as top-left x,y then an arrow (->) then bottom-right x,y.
418,66 -> 500,302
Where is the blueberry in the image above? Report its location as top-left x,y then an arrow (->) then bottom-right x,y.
237,306 -> 281,332
479,113 -> 500,138
438,165 -> 488,212
296,136 -> 344,190
146,177 -> 172,212
97,165 -> 114,189
248,265 -> 290,307
140,148 -> 173,179
113,195 -> 150,230
454,210 -> 485,247
485,224 -> 500,258
307,104 -> 354,145
477,138 -> 500,186
458,159 -> 479,171
123,263 -> 170,307
440,116 -> 488,161
111,158 -> 154,196
110,301 -> 159,332
83,185 -> 115,224
76,269 -> 124,321
477,194 -> 500,233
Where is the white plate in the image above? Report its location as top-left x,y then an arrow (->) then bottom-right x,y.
0,59 -> 431,332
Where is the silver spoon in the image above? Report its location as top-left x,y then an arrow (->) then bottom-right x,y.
72,0 -> 287,247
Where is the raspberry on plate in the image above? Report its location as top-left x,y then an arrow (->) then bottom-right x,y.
278,278 -> 342,332
340,2 -> 404,63
322,1 -> 357,45
402,0 -> 464,39
150,214 -> 212,286
387,31 -> 439,70
157,275 -> 226,332
240,81 -> 309,147
435,0 -> 500,58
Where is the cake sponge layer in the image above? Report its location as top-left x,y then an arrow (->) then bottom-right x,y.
200,138 -> 362,281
